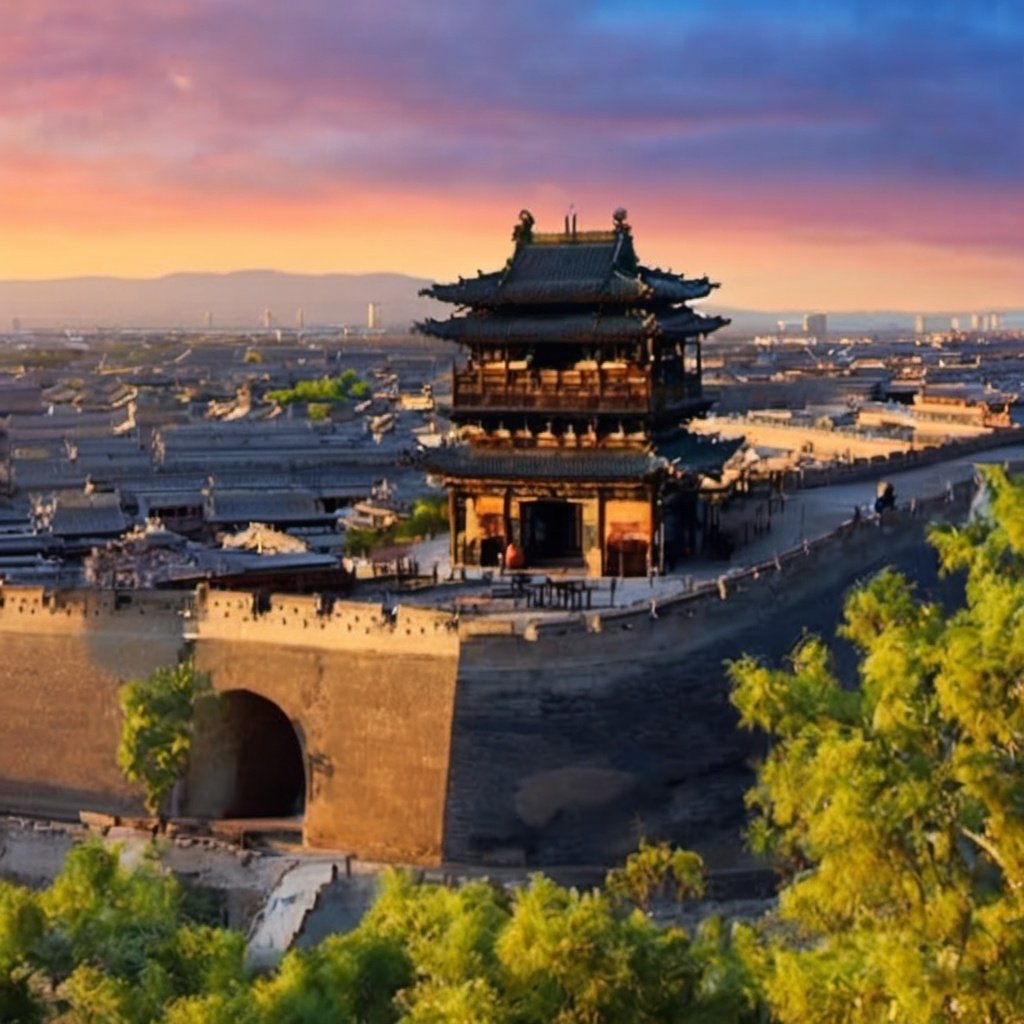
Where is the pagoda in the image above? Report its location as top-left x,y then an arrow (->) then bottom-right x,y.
418,208 -> 732,577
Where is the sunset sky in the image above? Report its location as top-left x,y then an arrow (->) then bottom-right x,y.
2,1 -> 1022,311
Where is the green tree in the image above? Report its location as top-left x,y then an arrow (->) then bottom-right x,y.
2,842 -> 768,1023
255,930 -> 410,1024
266,370 -> 370,409
0,842 -> 251,1024
0,882 -> 45,1022
729,465 -> 1024,1022
497,873 -> 744,1024
360,869 -> 506,1019
605,838 -> 704,911
117,661 -> 208,817
394,495 -> 448,542
343,525 -> 380,557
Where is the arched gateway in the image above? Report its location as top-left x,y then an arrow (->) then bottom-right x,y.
185,689 -> 306,820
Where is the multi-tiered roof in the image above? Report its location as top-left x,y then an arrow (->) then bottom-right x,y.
417,208 -> 734,575
419,208 -> 730,480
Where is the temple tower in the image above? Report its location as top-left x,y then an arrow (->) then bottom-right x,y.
418,209 -> 730,576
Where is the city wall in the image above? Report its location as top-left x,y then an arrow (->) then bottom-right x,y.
0,588 -> 188,817
189,591 -> 460,863
0,481 -> 973,866
446,482 -> 973,864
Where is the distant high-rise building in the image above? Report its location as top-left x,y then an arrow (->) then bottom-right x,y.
989,312 -> 1002,330
970,313 -> 983,330
950,316 -> 961,332
203,310 -> 213,328
261,308 -> 273,329
914,314 -> 927,334
803,312 -> 827,338
296,307 -> 305,329
368,302 -> 383,330
10,317 -> 21,333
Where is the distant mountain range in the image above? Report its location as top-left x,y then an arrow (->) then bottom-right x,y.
0,270 -> 1019,334
0,271 -> 436,332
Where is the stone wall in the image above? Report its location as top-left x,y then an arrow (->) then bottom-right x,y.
443,488 -> 971,865
0,485 -> 973,867
0,587 -> 188,817
189,591 -> 461,864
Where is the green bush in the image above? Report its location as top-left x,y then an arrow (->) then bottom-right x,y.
266,370 -> 370,408
117,662 -> 208,816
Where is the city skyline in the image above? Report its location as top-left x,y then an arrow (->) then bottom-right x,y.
2,1 -> 1022,311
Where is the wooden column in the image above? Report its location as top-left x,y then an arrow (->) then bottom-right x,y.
448,487 -> 458,566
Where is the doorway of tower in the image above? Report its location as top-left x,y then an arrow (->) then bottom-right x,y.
522,500 -> 583,565
185,689 -> 306,823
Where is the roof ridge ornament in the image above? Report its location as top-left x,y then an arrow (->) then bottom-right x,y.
512,209 -> 535,245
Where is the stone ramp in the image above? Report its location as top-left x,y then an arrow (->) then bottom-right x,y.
246,860 -> 341,970
245,858 -> 382,968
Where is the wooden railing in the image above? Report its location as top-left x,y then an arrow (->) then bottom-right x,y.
453,364 -> 703,416
453,365 -> 646,414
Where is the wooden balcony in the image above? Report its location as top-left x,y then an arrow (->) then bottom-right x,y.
452,363 -> 703,417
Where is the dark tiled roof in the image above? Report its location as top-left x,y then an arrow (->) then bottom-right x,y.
204,489 -> 332,524
418,308 -> 728,345
640,268 -> 720,303
422,446 -> 664,482
137,490 -> 205,510
50,494 -> 128,537
423,432 -> 740,483
654,433 -> 744,475
421,232 -> 717,308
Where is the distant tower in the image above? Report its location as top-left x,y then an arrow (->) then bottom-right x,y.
950,316 -> 961,332
368,302 -> 383,331
296,307 -> 305,329
203,310 -> 213,329
914,314 -> 926,334
803,312 -> 827,338
10,317 -> 20,333
261,308 -> 273,329
989,312 -> 1002,330
970,313 -> 983,330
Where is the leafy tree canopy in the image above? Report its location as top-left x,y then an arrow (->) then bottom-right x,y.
265,370 -> 370,408
729,465 -> 1024,1023
0,842 -> 247,1023
117,662 -> 208,816
0,847 -> 764,1023
344,493 -> 448,557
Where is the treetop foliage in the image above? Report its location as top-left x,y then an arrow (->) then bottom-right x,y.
117,662 -> 208,816
0,845 -> 764,1024
344,493 -> 448,557
729,464 -> 1024,1022
265,370 -> 370,408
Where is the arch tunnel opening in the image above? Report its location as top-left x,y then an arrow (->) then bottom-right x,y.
187,689 -> 306,821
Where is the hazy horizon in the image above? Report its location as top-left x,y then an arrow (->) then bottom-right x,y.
1,269 -> 1020,335
0,268 -> 1020,319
